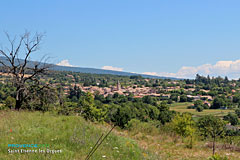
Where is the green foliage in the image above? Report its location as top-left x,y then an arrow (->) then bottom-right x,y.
0,104 -> 6,110
68,85 -> 85,100
235,108 -> 240,118
130,75 -> 142,79
125,119 -> 159,135
233,94 -> 240,103
125,119 -> 141,130
4,96 -> 16,109
211,97 -> 227,109
180,95 -> 187,102
142,96 -> 156,105
158,110 -> 175,125
149,105 -> 160,120
0,111 -> 151,160
171,113 -> 196,149
223,113 -> 239,126
157,101 -> 175,125
196,106 -> 204,112
60,101 -> 78,115
21,85 -> 58,112
203,103 -> 210,109
194,100 -> 203,108
170,93 -> 179,102
171,113 -> 196,139
113,104 -> 135,128
208,154 -> 228,160
197,115 -> 226,155
197,115 -> 226,139
79,92 -> 108,122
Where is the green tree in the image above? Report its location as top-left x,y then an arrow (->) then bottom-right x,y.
223,113 -> 239,126
233,95 -> 240,103
170,93 -> 179,102
203,103 -> 210,109
211,97 -> 225,109
157,101 -> 175,125
197,115 -> 226,155
114,104 -> 135,128
79,92 -> 95,120
235,109 -> 240,118
194,100 -> 203,108
79,92 -> 108,122
148,105 -> 160,120
196,106 -> 204,112
172,113 -> 195,148
180,95 -> 187,102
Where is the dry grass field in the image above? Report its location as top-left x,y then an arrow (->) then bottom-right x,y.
169,102 -> 234,117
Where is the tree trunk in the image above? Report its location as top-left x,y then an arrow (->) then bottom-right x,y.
15,99 -> 22,110
213,136 -> 216,155
15,88 -> 23,110
190,134 -> 193,149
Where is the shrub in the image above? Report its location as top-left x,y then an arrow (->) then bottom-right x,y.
196,106 -> 204,112
208,154 -> 228,160
4,96 -> 16,109
0,104 -> 7,110
125,119 -> 141,130
223,113 -> 239,126
203,103 -> 210,109
57,102 -> 77,115
235,108 -> 240,118
187,105 -> 194,109
125,119 -> 159,135
171,113 -> 196,148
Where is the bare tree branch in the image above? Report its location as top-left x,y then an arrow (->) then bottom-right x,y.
0,31 -> 50,110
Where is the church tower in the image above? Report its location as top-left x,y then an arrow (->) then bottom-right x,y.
117,80 -> 121,91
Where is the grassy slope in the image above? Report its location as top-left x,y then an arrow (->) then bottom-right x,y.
118,130 -> 240,160
111,123 -> 240,160
0,111 -> 156,160
1,111 -> 240,160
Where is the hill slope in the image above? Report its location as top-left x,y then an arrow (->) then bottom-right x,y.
0,111 -> 157,160
0,56 -> 178,79
52,65 -> 176,79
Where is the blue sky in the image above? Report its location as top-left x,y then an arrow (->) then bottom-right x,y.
1,0 -> 240,78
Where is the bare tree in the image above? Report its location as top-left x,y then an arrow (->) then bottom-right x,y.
0,31 -> 51,110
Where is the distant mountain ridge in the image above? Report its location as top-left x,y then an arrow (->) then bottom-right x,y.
51,65 -> 178,79
0,56 -> 178,79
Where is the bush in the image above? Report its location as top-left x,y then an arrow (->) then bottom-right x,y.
125,118 -> 141,130
167,99 -> 173,104
223,113 -> 239,126
57,102 -> 77,116
208,154 -> 228,160
187,105 -> 195,109
203,103 -> 210,109
125,119 -> 159,135
235,108 -> 240,118
196,106 -> 204,112
171,113 -> 196,139
0,104 -> 7,110
4,96 -> 16,109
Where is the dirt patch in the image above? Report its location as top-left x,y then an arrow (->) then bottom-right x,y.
206,142 -> 240,152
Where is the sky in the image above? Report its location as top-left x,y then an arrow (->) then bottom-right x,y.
1,0 -> 240,79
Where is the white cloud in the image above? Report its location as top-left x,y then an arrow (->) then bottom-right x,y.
102,66 -> 123,71
150,59 -> 240,79
142,72 -> 158,76
56,60 -> 73,67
